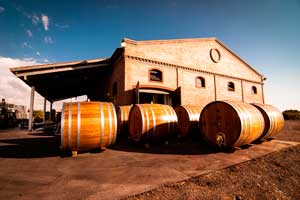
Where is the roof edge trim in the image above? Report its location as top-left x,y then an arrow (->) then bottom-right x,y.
10,57 -> 110,73
122,37 -> 217,45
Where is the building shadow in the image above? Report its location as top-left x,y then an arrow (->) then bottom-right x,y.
111,138 -> 219,155
112,123 -> 219,155
0,136 -> 60,158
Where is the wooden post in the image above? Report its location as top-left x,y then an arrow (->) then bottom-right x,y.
49,101 -> 53,122
43,98 -> 46,124
28,86 -> 35,131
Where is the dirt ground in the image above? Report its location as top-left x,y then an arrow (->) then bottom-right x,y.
0,120 -> 299,200
124,120 -> 300,200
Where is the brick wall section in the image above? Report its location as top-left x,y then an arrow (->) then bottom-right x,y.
125,60 -> 177,90
116,38 -> 265,106
110,57 -> 126,105
242,81 -> 264,103
215,76 -> 243,101
180,70 -> 215,106
124,38 -> 262,82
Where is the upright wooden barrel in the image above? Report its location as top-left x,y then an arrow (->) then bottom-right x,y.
61,101 -> 117,152
128,104 -> 178,142
117,105 -> 132,135
199,101 -> 265,148
252,103 -> 284,140
174,105 -> 203,137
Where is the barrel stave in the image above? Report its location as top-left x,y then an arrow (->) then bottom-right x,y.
175,105 -> 203,137
117,105 -> 132,135
200,101 -> 265,148
128,104 -> 177,142
60,101 -> 117,152
252,103 -> 284,140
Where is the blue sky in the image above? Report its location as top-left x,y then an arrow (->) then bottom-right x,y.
0,0 -> 299,111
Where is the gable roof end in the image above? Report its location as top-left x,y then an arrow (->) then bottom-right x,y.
122,37 -> 263,78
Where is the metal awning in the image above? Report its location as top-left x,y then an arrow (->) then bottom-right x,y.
139,89 -> 170,95
9,48 -> 124,102
10,58 -> 111,101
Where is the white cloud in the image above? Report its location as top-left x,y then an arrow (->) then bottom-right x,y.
0,6 -> 5,13
55,23 -> 70,29
14,6 -> 40,26
32,14 -> 39,25
26,29 -> 33,37
22,42 -> 33,49
44,36 -> 54,44
41,14 -> 49,31
0,57 -> 43,110
0,57 -> 87,112
36,52 -> 40,56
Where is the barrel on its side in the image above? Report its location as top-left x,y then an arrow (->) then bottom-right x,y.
61,101 -> 117,152
128,104 -> 178,142
174,105 -> 203,137
117,105 -> 132,135
199,101 -> 265,148
252,103 -> 284,140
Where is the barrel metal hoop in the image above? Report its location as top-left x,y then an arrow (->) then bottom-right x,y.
268,106 -> 276,137
191,106 -> 200,121
228,102 -> 245,146
112,103 -> 118,144
68,102 -> 72,149
239,103 -> 253,145
237,103 -> 248,145
164,105 -> 171,133
185,106 -> 192,121
144,105 -> 150,136
170,106 -> 177,130
245,105 -> 254,142
99,102 -> 104,147
61,103 -> 65,149
149,105 -> 156,137
77,102 -> 80,150
107,102 -> 112,146
68,103 -> 72,148
138,105 -> 145,136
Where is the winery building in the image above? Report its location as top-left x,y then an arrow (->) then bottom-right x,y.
10,37 -> 265,129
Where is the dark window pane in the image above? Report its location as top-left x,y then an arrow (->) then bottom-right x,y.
150,69 -> 162,82
228,82 -> 235,91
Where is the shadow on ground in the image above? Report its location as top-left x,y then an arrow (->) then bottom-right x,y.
0,129 -> 222,158
0,134 -> 60,158
111,134 -> 220,155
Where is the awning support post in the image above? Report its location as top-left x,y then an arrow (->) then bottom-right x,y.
49,101 -> 53,121
28,86 -> 35,131
43,98 -> 47,124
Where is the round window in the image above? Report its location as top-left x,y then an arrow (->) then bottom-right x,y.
210,48 -> 221,63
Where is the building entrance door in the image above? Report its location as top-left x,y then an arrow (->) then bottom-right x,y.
138,89 -> 172,105
139,92 -> 170,104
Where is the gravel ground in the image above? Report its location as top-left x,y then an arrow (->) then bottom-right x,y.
123,120 -> 300,200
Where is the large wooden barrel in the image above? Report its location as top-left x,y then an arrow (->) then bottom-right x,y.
174,105 -> 203,137
128,104 -> 178,142
252,103 -> 284,140
61,101 -> 117,152
117,105 -> 132,135
199,101 -> 265,148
